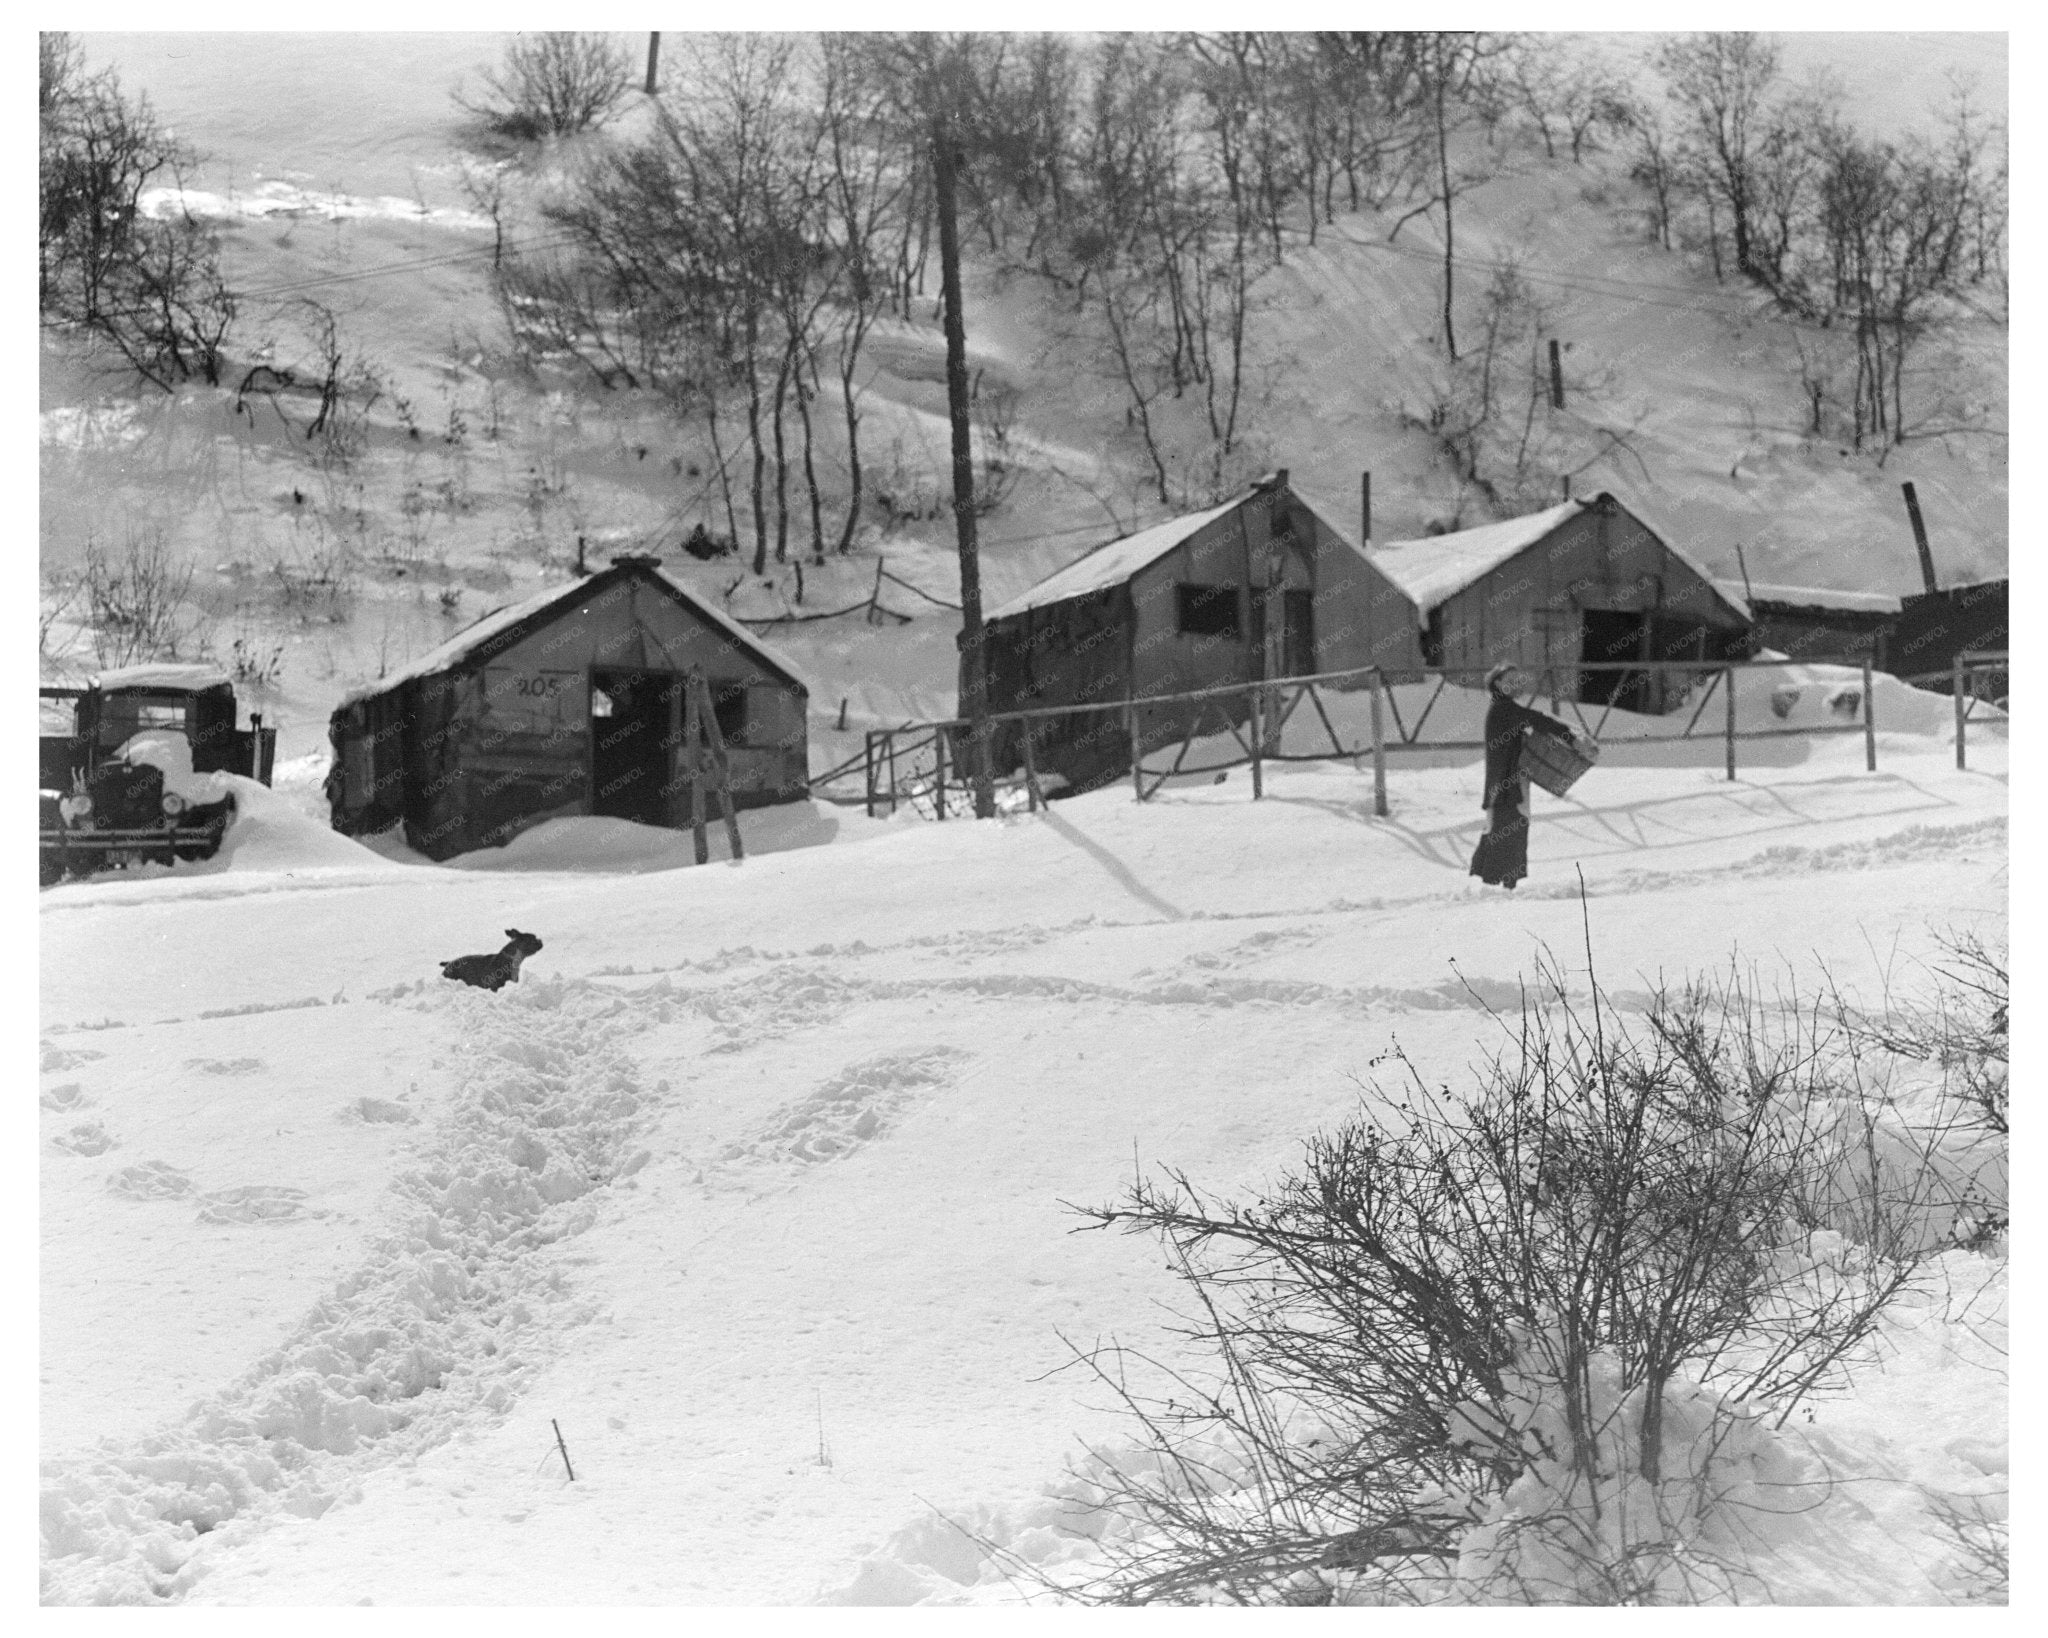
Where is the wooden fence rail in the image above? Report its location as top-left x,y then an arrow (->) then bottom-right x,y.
814,657 -> 1983,819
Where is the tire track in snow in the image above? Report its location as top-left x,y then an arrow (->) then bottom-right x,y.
38,977 -> 653,1606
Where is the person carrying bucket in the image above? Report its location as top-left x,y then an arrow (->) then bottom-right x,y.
1470,663 -> 1582,890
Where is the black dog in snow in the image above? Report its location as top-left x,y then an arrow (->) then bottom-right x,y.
440,929 -> 544,992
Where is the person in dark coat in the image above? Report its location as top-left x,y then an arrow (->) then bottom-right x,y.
1470,663 -> 1575,889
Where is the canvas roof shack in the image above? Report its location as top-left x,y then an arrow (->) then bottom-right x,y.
979,471 -> 1418,794
1367,492 -> 1751,712
326,556 -> 809,860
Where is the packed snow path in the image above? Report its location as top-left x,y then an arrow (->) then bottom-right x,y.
40,739 -> 2006,1603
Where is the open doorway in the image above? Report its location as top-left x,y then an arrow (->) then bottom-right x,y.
590,669 -> 681,824
1580,610 -> 1654,710
1580,612 -> 1740,713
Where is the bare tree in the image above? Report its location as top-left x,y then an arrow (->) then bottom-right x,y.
1656,32 -> 1781,284
818,34 -> 913,555
1383,33 -> 1515,360
40,36 -> 237,389
1618,91 -> 1681,249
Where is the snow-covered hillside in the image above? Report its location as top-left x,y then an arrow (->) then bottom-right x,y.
41,32 -> 2008,768
40,712 -> 2006,1604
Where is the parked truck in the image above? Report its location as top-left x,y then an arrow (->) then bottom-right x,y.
39,665 -> 277,886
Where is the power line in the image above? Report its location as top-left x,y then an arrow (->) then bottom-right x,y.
231,232 -> 580,305
1307,220 -> 2004,340
61,225 -> 585,326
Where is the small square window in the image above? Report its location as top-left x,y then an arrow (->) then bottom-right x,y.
710,681 -> 748,745
1176,584 -> 1241,639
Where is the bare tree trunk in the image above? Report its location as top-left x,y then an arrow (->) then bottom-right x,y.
1105,290 -> 1172,506
744,309 -> 768,576
835,325 -> 866,553
771,338 -> 793,563
1436,60 -> 1458,360
797,345 -> 825,562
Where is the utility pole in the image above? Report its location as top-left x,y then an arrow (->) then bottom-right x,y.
931,97 -> 995,819
644,33 -> 660,96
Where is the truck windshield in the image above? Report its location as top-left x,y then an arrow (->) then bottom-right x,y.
97,697 -> 190,747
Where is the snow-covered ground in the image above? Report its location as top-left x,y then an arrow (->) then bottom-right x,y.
39,29 -> 2011,1609
39,710 -> 2006,1605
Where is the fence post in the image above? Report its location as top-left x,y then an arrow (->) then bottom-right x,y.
1128,703 -> 1144,803
686,675 -> 709,865
1724,665 -> 1737,781
887,732 -> 899,816
1370,668 -> 1388,817
1954,655 -> 1967,771
934,728 -> 948,820
863,730 -> 876,819
1249,683 -> 1264,800
1862,661 -> 1877,772
1021,724 -> 1039,813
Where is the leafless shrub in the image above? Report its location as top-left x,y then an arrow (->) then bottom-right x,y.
224,631 -> 285,692
456,32 -> 634,143
270,523 -> 359,627
40,565 -> 84,662
1928,1489 -> 2008,1604
1841,931 -> 2007,1138
82,527 -> 197,665
1041,946 -> 1984,1605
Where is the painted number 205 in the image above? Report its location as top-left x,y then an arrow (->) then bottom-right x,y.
514,675 -> 565,698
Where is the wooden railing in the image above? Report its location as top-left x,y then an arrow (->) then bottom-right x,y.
813,656 -> 1975,818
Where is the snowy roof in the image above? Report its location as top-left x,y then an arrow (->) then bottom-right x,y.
1369,494 -> 1750,626
985,494 -> 1247,622
337,561 -> 807,707
1715,579 -> 1901,615
1367,500 -> 1586,613
89,662 -> 232,692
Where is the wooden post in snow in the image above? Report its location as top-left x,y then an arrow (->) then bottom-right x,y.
1021,726 -> 1040,813
933,726 -> 948,820
1863,660 -> 1877,772
1370,669 -> 1388,817
1549,337 -> 1565,409
644,33 -> 661,96
1248,682 -> 1264,800
1954,654 -> 1968,771
1128,703 -> 1144,803
685,675 -> 708,864
1724,665 -> 1737,781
